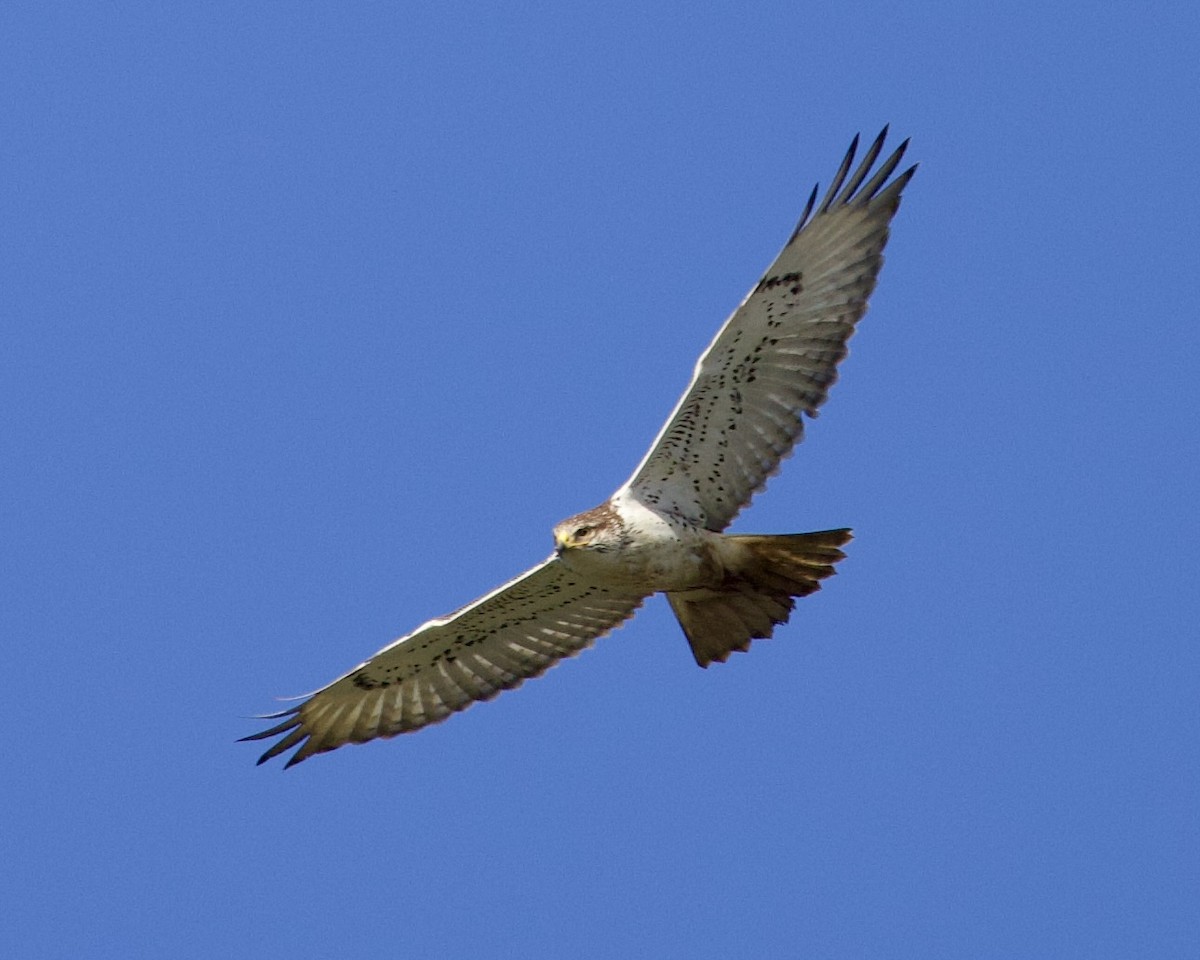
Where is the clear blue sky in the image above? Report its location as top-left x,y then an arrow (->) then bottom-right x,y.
4,2 -> 1198,958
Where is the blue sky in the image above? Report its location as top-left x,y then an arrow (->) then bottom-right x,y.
4,2 -> 1198,957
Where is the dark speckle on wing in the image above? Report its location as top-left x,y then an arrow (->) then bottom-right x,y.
757,270 -> 804,295
622,128 -> 914,530
245,558 -> 647,766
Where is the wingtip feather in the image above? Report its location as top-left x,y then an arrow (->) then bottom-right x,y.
834,126 -> 889,206
798,127 -> 916,231
816,132 -> 860,215
789,182 -> 820,241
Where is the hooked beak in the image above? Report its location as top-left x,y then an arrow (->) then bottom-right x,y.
553,530 -> 569,555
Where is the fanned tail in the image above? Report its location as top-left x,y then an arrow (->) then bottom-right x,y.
667,529 -> 851,667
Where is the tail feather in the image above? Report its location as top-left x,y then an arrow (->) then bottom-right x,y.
668,529 -> 851,667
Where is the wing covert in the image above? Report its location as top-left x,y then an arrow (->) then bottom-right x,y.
617,128 -> 916,530
243,558 -> 646,767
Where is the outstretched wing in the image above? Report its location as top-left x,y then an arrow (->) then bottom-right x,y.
244,559 -> 646,767
616,128 -> 916,531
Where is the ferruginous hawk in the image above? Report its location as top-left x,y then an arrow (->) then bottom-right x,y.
245,128 -> 916,766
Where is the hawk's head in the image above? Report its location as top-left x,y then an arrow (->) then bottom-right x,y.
552,502 -> 626,557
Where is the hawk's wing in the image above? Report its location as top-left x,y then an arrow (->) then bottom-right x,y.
616,128 -> 916,531
244,559 -> 646,767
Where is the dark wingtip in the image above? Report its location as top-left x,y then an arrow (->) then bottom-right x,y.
240,705 -> 308,766
816,132 -> 860,215
793,127 -> 916,237
789,182 -> 821,242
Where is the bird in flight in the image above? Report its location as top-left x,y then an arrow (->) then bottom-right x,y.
245,128 -> 916,767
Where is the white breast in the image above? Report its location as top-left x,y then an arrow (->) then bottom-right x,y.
604,492 -> 722,592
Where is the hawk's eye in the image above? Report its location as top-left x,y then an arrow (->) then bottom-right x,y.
573,525 -> 592,540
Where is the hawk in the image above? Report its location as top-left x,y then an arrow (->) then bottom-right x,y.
245,128 -> 916,766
